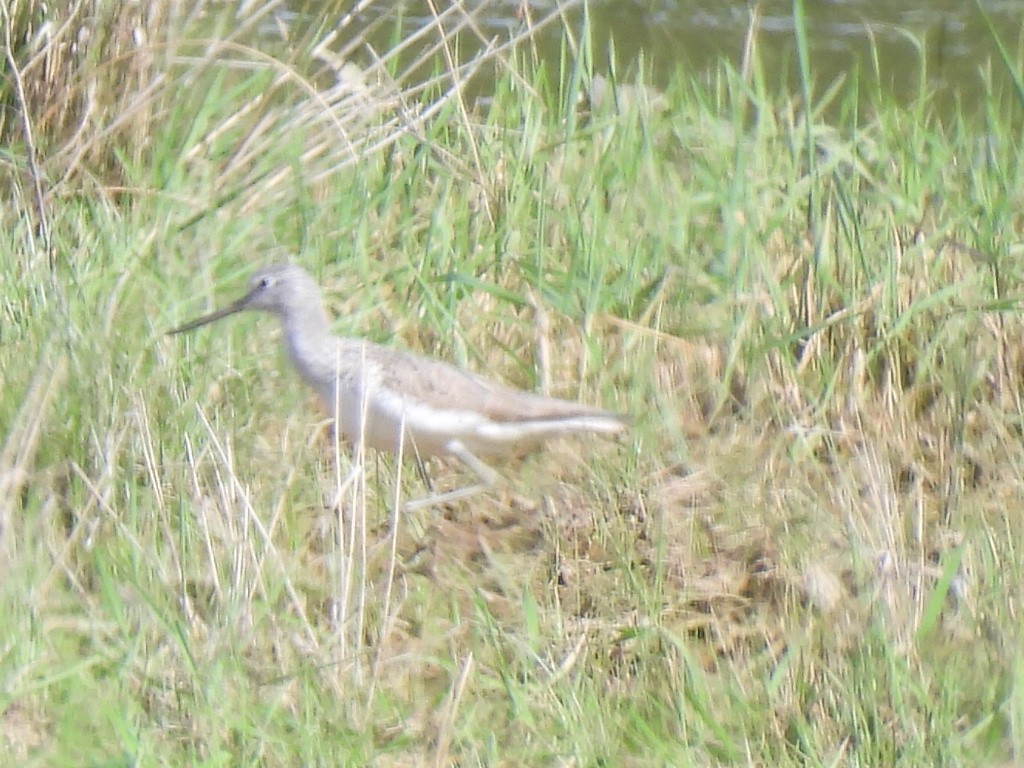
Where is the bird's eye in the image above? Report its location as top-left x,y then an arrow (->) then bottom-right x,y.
257,277 -> 271,290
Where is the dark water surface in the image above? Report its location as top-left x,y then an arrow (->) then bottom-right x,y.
295,1 -> 1024,115
581,0 -> 1024,102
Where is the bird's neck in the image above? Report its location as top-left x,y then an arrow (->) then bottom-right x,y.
279,299 -> 333,367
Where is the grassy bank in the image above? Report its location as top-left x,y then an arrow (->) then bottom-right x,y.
3,1 -> 1024,764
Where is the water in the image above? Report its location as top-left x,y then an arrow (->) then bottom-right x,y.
291,0 -> 1024,114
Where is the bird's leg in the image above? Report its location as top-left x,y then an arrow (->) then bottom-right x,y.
402,440 -> 500,512
411,443 -> 434,492
447,441 -> 500,486
323,432 -> 363,513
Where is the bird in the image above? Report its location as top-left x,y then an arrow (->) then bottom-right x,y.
169,263 -> 628,509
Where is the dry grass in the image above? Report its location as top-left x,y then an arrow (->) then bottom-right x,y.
3,0 -> 1024,764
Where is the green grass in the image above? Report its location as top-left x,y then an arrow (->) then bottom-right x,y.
4,1 -> 1024,765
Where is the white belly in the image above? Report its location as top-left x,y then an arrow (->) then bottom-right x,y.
318,378 -> 512,459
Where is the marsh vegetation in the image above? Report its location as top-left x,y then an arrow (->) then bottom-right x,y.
2,1 -> 1024,764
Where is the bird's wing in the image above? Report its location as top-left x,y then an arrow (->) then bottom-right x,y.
373,345 -> 625,425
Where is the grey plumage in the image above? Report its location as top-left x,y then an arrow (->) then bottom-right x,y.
171,263 -> 627,506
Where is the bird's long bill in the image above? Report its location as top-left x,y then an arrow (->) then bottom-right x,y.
168,295 -> 250,335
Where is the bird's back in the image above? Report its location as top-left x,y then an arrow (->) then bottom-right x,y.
285,334 -> 622,456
